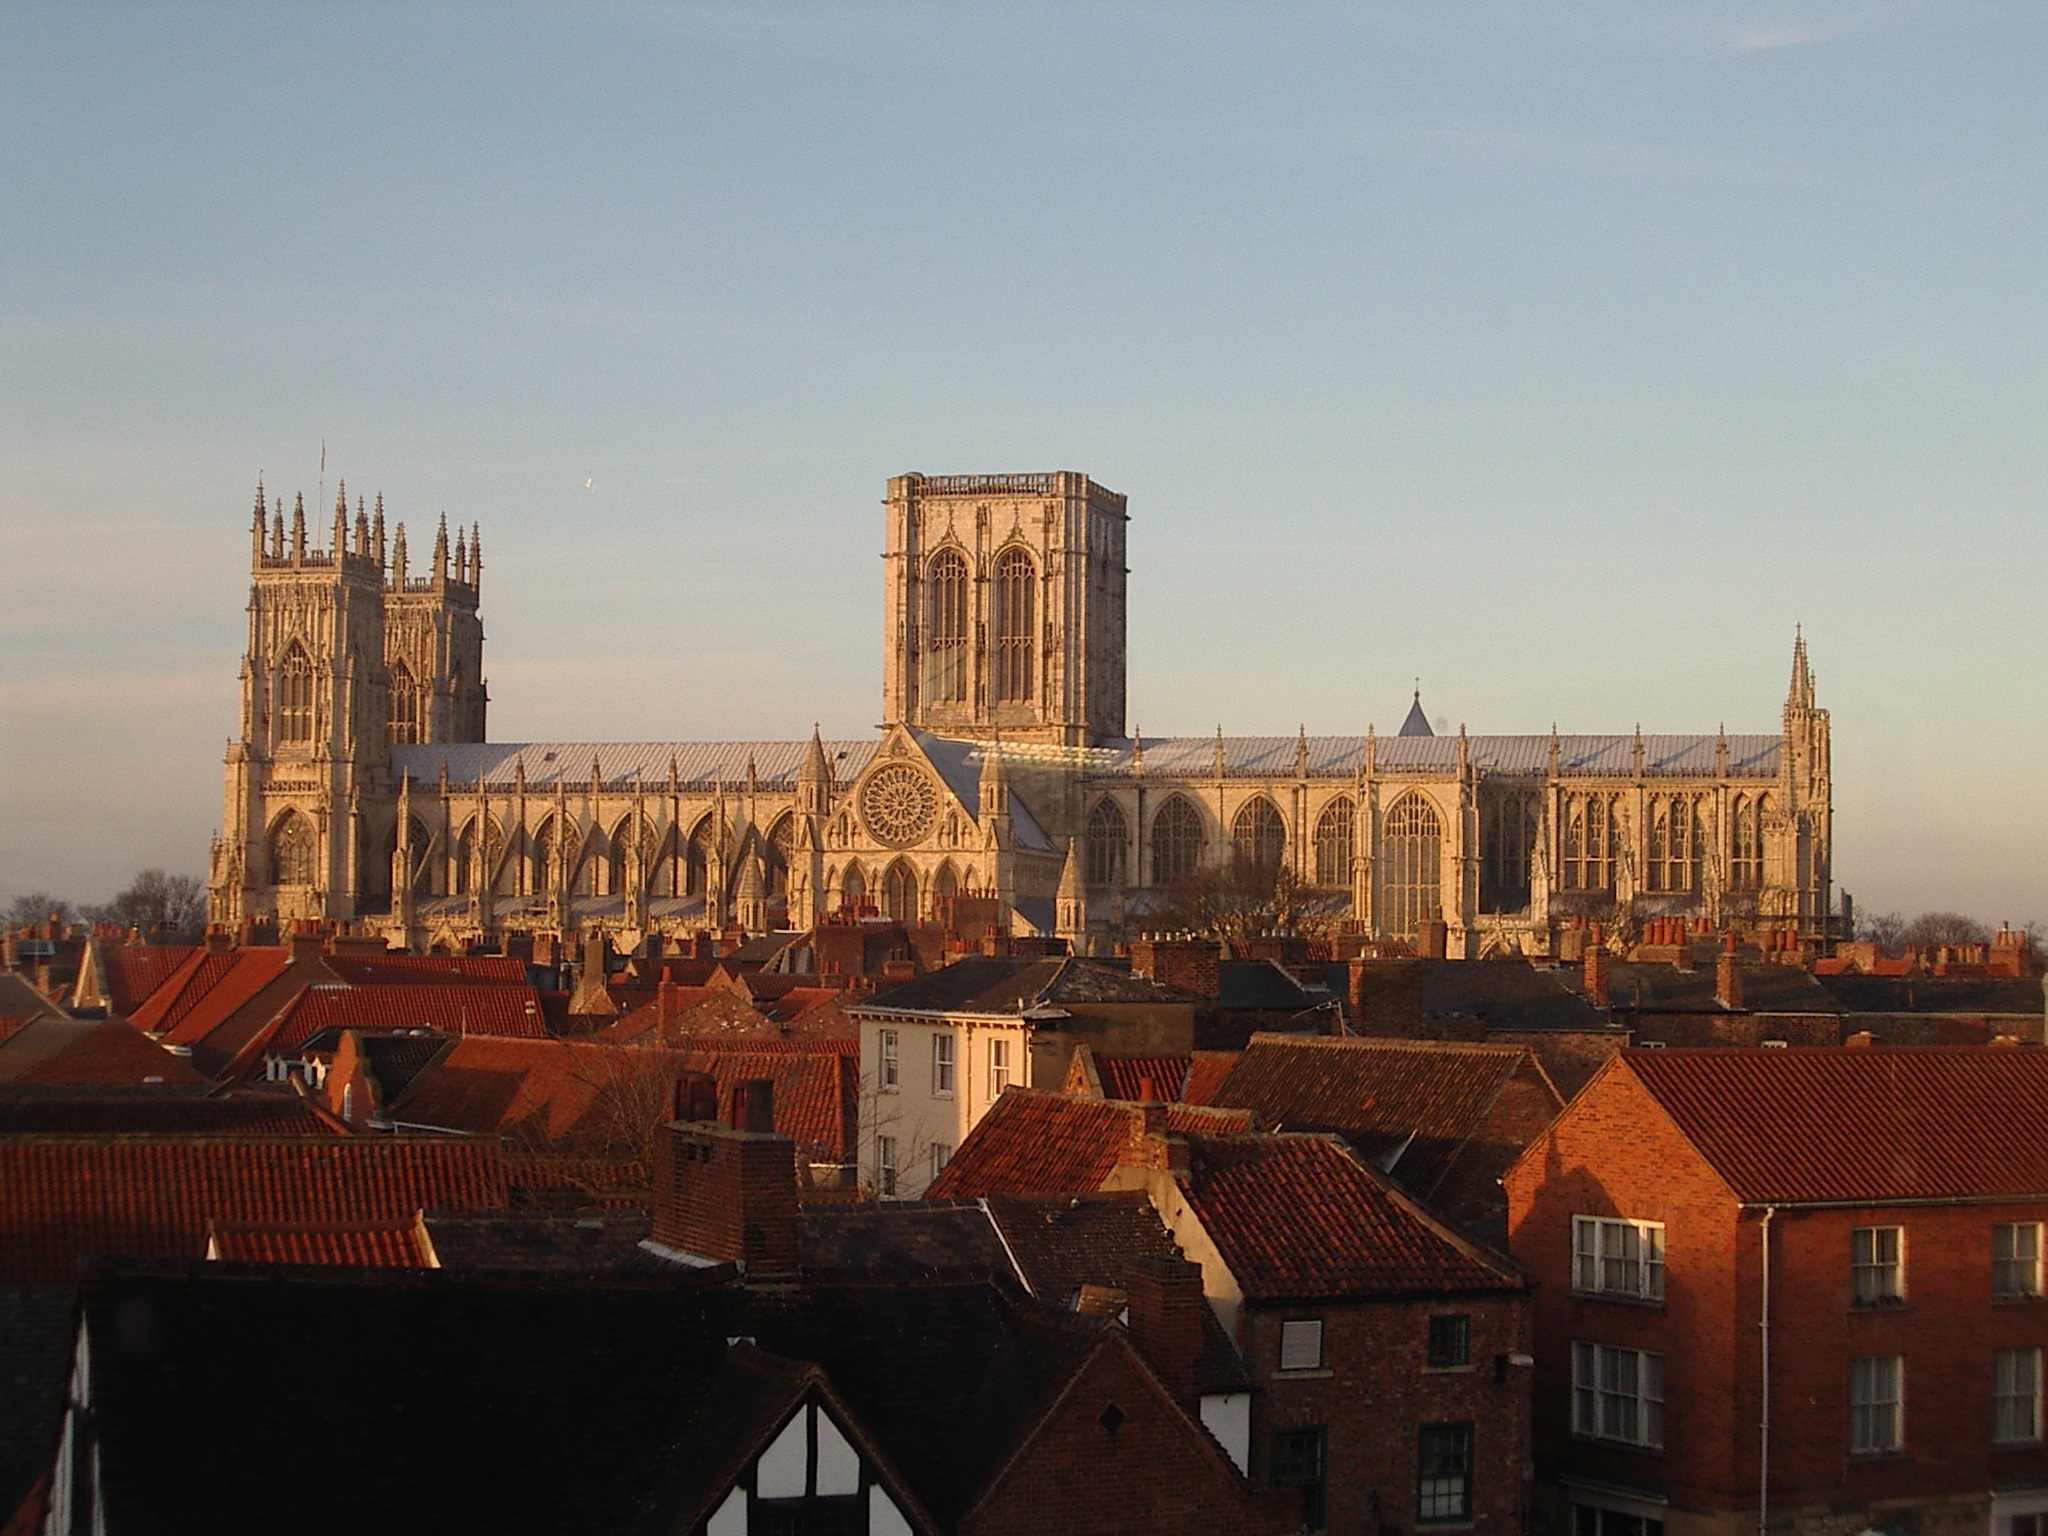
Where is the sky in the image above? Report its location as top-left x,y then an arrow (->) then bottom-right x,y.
2,2 -> 2043,924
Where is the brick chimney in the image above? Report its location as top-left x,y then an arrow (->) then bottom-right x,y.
1416,916 -> 1449,960
1346,958 -> 1425,1035
1716,934 -> 1744,1011
651,1079 -> 798,1278
1127,938 -> 1220,998
1124,1254 -> 1207,1414
1584,924 -> 1610,1008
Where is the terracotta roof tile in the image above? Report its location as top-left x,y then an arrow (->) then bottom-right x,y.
1180,1134 -> 1522,1302
207,1217 -> 430,1266
134,948 -> 292,1042
679,1048 -> 858,1164
0,1095 -> 337,1137
322,954 -> 531,987
0,1137 -> 506,1280
99,943 -> 201,1015
1183,1052 -> 1238,1106
270,984 -> 549,1050
1621,1046 -> 2048,1203
1095,1054 -> 1191,1102
0,1018 -> 207,1086
925,1090 -> 1253,1200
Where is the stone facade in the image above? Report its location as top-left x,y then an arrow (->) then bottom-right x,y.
211,470 -> 1832,957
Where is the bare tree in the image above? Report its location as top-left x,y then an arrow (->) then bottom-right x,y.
1856,910 -> 1906,946
3,893 -> 73,927
92,870 -> 207,939
1141,854 -> 1350,945
1898,910 -> 1990,947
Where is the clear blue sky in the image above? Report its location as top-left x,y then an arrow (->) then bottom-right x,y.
2,2 -> 2042,924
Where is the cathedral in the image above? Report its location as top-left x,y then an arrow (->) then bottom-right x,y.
209,471 -> 1833,958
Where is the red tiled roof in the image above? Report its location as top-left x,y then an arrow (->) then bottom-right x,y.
678,1048 -> 858,1163
0,1018 -> 208,1086
208,1218 -> 429,1267
269,985 -> 549,1051
101,943 -> 202,1015
0,1137 -> 506,1281
1183,1052 -> 1238,1106
1180,1134 -> 1522,1302
925,1090 -> 1254,1200
133,948 -> 293,1043
1095,1054 -> 1191,1103
323,955 -> 531,987
1621,1047 -> 2048,1203
0,1095 -> 339,1137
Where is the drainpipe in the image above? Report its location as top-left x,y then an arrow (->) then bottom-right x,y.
1758,1205 -> 1777,1536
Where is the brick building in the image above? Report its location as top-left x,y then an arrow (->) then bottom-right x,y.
1504,1047 -> 2048,1536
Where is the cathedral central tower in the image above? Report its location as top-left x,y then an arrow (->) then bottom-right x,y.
881,472 -> 1127,747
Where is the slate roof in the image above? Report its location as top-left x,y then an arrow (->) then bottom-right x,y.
1814,973 -> 2046,1016
1619,1047 -> 2048,1204
1089,732 -> 1781,780
0,1018 -> 207,1087
1591,961 -> 1843,1014
207,1217 -> 430,1267
0,973 -> 69,1028
925,1089 -> 1253,1200
268,984 -> 550,1051
1180,1134 -> 1523,1302
984,1190 -> 1180,1303
860,957 -> 1196,1016
392,738 -> 879,789
0,1288 -> 74,1531
1339,958 -> 1611,1033
0,1137 -> 507,1280
423,1210 -> 655,1273
1209,1034 -> 1561,1198
323,954 -> 532,987
1217,960 -> 1323,1012
798,1204 -> 1012,1282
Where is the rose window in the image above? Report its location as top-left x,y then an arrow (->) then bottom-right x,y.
860,763 -> 939,848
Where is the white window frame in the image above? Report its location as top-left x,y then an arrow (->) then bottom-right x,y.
932,1033 -> 955,1097
1573,1216 -> 1665,1303
1571,1342 -> 1664,1448
875,1135 -> 898,1197
1850,1354 -> 1903,1453
1996,1348 -> 2042,1445
1997,1223 -> 2043,1299
878,1028 -> 899,1092
930,1142 -> 952,1180
1852,1225 -> 1904,1305
988,1036 -> 1012,1099
1278,1318 -> 1325,1373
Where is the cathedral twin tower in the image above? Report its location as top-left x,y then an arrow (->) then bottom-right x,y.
212,470 -> 1832,957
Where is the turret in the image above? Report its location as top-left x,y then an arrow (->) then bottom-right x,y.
979,735 -> 1010,831
331,484 -> 348,556
432,514 -> 449,583
291,493 -> 307,561
1056,837 -> 1086,953
251,479 -> 267,563
372,495 -> 386,570
798,725 -> 830,817
354,497 -> 369,558
469,523 -> 482,590
392,523 -> 409,586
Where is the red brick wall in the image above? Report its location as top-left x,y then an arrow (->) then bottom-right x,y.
650,1121 -> 798,1275
963,1340 -> 1291,1536
1243,1292 -> 1531,1536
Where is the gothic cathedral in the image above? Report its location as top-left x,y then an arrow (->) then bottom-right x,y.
211,471 -> 1833,957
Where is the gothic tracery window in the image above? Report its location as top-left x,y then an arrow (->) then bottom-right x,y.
1732,795 -> 1765,889
1232,797 -> 1286,873
1481,793 -> 1538,912
455,820 -> 477,895
992,546 -> 1035,704
531,821 -> 555,894
933,860 -> 960,911
838,861 -> 867,915
883,861 -> 918,924
270,814 -> 315,887
1381,792 -> 1443,941
924,548 -> 970,704
1314,797 -> 1355,889
1647,796 -> 1705,893
766,815 -> 794,897
387,661 -> 421,745
278,643 -> 315,745
1085,798 -> 1129,887
1562,794 -> 1615,891
1150,795 -> 1204,886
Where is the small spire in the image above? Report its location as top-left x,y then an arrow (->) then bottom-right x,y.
1365,721 -> 1377,774
1398,687 -> 1433,738
252,477 -> 267,522
251,479 -> 267,560
668,754 -> 680,793
469,523 -> 482,589
432,514 -> 449,582
1131,724 -> 1143,774
454,528 -> 468,584
1717,723 -> 1729,776
291,493 -> 307,560
1633,724 -> 1645,778
1214,724 -> 1225,779
1787,625 -> 1814,710
392,523 -> 409,586
271,499 -> 285,559
1296,723 -> 1308,779
372,495 -> 386,571
1548,724 -> 1560,777
332,482 -> 348,555
354,497 -> 369,557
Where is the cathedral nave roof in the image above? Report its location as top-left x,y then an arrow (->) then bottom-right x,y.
1087,732 -> 1781,779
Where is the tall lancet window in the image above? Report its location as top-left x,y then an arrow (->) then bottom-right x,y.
1381,792 -> 1443,941
1150,795 -> 1204,886
992,546 -> 1035,704
270,814 -> 316,887
1232,798 -> 1286,873
1085,798 -> 1129,887
1314,797 -> 1355,889
924,548 -> 969,704
278,643 -> 315,744
387,661 -> 421,745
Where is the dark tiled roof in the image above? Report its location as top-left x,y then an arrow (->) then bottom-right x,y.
925,1090 -> 1252,1200
863,957 -> 1195,1014
1210,1034 -> 1558,1196
798,1204 -> 1010,1281
0,974 -> 70,1028
1622,1047 -> 2048,1203
1216,960 -> 1321,1011
207,1218 -> 429,1266
0,1018 -> 207,1086
1182,1134 -> 1523,1302
1593,961 -> 1843,1014
1340,958 -> 1611,1032
0,1288 -> 74,1530
1815,973 -> 2046,1016
0,1138 -> 506,1280
270,984 -> 549,1050
983,1190 -> 1177,1302
423,1211 -> 655,1274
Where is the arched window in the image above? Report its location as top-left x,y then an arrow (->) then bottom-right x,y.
766,815 -> 794,897
1647,796 -> 1702,893
686,820 -> 716,896
1562,794 -> 1614,891
1732,795 -> 1765,889
1381,793 -> 1442,940
278,643 -> 315,744
1480,794 -> 1537,913
838,862 -> 867,915
531,820 -> 555,894
607,820 -> 632,895
1232,798 -> 1286,872
455,820 -> 478,895
391,816 -> 433,897
270,814 -> 316,887
1085,799 -> 1129,887
992,547 -> 1035,704
883,861 -> 918,924
1314,797 -> 1355,889
932,860 -> 960,911
1150,796 -> 1204,886
924,548 -> 969,704
387,661 -> 420,745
